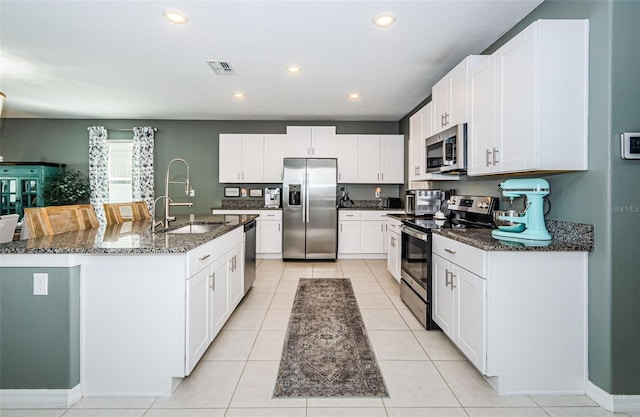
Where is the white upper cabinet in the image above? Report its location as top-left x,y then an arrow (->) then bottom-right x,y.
219,134 -> 264,183
337,134 -> 404,184
337,134 -> 359,183
357,135 -> 404,184
263,134 -> 286,182
286,126 -> 337,158
408,103 -> 431,181
432,56 -> 486,135
468,19 -> 588,176
380,135 -> 404,184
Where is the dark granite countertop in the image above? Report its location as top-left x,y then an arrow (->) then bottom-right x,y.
390,214 -> 594,252
433,228 -> 592,252
0,214 -> 258,255
338,207 -> 404,211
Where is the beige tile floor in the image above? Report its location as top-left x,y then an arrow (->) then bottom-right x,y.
3,259 -> 636,417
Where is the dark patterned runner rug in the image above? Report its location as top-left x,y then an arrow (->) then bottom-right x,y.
273,278 -> 388,397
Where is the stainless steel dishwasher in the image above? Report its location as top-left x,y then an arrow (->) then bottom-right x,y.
243,219 -> 256,295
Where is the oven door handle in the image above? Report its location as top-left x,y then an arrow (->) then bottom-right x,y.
401,225 -> 428,241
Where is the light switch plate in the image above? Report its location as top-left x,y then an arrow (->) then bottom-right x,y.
33,273 -> 48,296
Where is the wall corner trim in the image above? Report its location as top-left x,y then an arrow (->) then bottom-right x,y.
586,381 -> 640,413
0,384 -> 82,408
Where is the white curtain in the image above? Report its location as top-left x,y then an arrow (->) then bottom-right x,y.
88,126 -> 109,224
132,127 -> 155,214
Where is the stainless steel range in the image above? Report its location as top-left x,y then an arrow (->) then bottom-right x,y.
399,195 -> 498,330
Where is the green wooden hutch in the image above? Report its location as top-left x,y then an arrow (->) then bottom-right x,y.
0,162 -> 65,219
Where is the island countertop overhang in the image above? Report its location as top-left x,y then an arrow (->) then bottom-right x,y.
0,214 -> 258,255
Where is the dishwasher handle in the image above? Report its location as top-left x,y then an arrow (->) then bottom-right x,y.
244,219 -> 257,232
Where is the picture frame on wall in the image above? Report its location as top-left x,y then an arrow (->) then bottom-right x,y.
249,188 -> 263,198
224,187 -> 240,197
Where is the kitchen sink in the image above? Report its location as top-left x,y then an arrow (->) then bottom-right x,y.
165,224 -> 223,234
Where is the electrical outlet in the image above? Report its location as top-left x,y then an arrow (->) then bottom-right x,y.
189,188 -> 196,197
33,273 -> 48,296
375,190 -> 381,198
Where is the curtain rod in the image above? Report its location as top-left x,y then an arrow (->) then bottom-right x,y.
86,127 -> 157,131
108,128 -> 157,132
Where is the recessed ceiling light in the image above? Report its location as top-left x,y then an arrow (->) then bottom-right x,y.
286,65 -> 302,74
163,10 -> 189,24
233,92 -> 245,99
348,93 -> 361,100
373,12 -> 396,28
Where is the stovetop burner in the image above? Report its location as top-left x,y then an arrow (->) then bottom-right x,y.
401,195 -> 499,233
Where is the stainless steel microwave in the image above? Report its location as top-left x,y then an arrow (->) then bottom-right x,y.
425,124 -> 467,173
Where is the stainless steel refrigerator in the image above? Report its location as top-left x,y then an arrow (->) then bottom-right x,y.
282,158 -> 337,260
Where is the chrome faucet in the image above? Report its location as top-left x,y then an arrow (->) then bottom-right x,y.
164,158 -> 193,227
152,195 -> 170,231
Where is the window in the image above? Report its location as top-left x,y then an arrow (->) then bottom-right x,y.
108,141 -> 133,203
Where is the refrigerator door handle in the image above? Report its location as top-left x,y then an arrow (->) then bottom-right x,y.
304,171 -> 310,223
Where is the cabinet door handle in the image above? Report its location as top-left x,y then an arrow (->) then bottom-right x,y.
233,255 -> 237,271
209,273 -> 215,290
485,149 -> 492,167
445,270 -> 457,289
492,147 -> 499,165
199,254 -> 211,261
381,224 -> 384,232
278,224 -> 281,231
441,114 -> 445,127
445,112 -> 450,125
242,172 -> 245,180
340,224 -> 343,232
381,173 -> 384,181
444,248 -> 456,254
237,172 -> 241,180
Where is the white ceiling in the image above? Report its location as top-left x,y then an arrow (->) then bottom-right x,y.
0,0 -> 543,121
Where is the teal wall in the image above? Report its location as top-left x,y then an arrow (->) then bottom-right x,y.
0,266 -> 80,389
401,0 -> 639,395
0,119 -> 400,213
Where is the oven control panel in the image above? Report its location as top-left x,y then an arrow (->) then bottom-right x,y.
447,195 -> 497,215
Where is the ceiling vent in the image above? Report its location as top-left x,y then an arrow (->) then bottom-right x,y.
206,60 -> 237,76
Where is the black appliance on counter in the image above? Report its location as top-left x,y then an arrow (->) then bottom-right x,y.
383,197 -> 402,209
399,195 -> 498,330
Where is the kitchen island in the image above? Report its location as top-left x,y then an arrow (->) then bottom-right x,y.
0,214 -> 257,405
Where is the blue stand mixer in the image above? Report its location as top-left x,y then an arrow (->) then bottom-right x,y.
491,178 -> 552,242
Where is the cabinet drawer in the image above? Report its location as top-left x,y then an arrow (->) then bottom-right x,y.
360,211 -> 390,221
0,166 -> 41,177
258,210 -> 282,221
386,218 -> 402,233
432,234 -> 485,277
187,241 -> 214,277
339,211 -> 361,221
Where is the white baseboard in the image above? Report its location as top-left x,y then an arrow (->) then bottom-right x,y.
587,381 -> 640,413
0,385 -> 82,408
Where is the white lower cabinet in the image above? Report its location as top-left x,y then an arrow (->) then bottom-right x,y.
185,263 -> 213,375
432,233 -> 588,395
185,228 -> 244,375
212,210 -> 282,258
338,211 -> 361,255
432,252 -> 486,372
256,211 -> 282,257
338,210 -> 403,258
385,217 -> 402,282
210,255 -> 230,338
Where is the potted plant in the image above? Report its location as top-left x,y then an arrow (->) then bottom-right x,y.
43,168 -> 91,205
